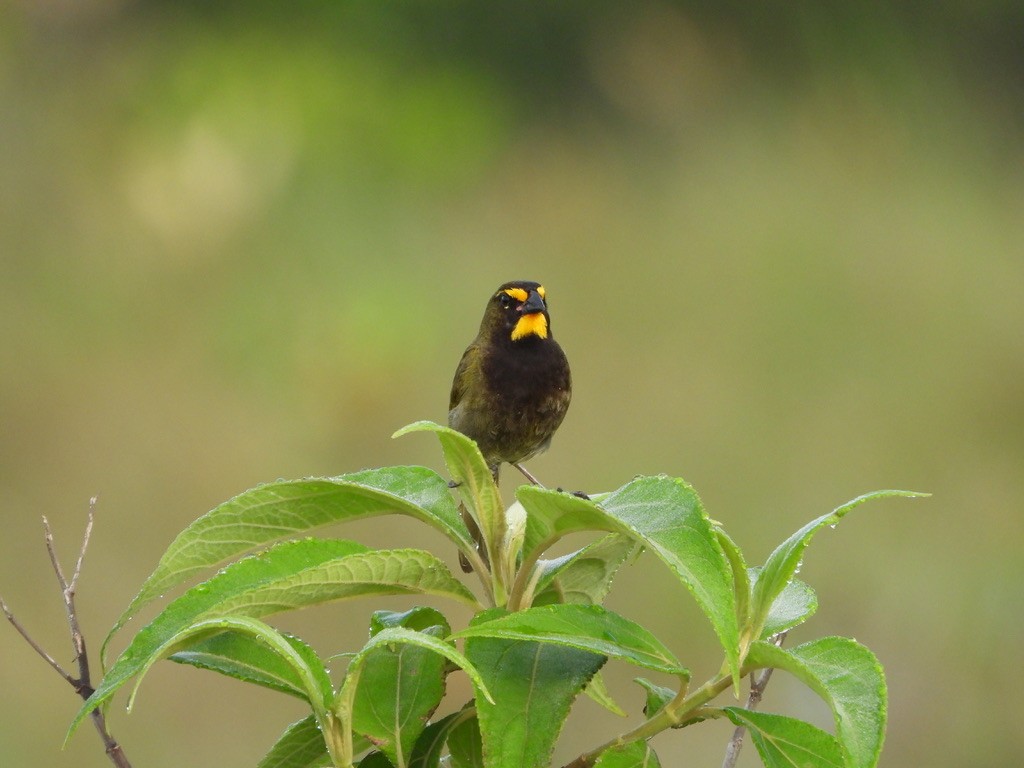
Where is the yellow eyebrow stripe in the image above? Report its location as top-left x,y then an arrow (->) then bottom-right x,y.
503,287 -> 529,302
537,286 -> 546,299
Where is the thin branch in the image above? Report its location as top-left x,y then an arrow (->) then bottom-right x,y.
720,631 -> 788,768
49,502 -> 95,691
2,499 -> 132,768
70,496 -> 96,593
1,595 -> 77,686
43,514 -> 70,592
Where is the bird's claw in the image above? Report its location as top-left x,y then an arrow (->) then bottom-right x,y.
556,487 -> 590,500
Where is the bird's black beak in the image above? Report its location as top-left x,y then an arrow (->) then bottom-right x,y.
521,291 -> 546,315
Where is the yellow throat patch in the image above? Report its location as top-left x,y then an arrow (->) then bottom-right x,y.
512,312 -> 548,340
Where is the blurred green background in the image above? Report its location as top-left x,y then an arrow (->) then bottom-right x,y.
2,1 -> 1021,766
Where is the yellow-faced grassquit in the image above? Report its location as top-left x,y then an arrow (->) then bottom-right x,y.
449,280 -> 571,485
448,281 -> 571,571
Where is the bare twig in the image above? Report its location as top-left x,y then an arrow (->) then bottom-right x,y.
1,595 -> 78,685
71,498 -> 96,592
2,498 -> 132,768
721,631 -> 788,768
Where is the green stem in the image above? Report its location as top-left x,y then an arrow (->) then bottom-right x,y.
489,568 -> 508,608
332,660 -> 364,768
506,534 -> 558,611
463,549 -> 495,608
318,710 -> 348,768
563,672 -> 735,768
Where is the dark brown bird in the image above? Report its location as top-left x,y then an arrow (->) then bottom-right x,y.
448,280 -> 571,485
449,281 -> 571,571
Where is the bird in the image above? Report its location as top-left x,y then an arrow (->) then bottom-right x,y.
449,280 -> 571,483
448,280 -> 571,570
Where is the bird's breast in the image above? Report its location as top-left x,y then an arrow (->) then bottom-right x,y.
481,340 -> 570,405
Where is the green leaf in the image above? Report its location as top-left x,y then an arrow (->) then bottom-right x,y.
393,421 -> 505,596
722,708 -> 844,768
358,752 -> 397,768
583,671 -> 628,717
351,619 -> 449,767
447,714 -> 485,768
370,606 -> 451,636
123,617 -> 332,712
452,604 -> 686,676
532,534 -> 641,607
746,637 -> 886,768
519,478 -> 739,682
169,629 -> 326,701
633,677 -> 677,717
716,528 -> 750,633
104,466 -> 473,662
751,569 -> 817,639
465,637 -> 605,768
336,627 -> 493,764
341,627 -> 491,705
408,710 -> 471,768
749,490 -> 927,639
101,616 -> 344,763
593,740 -> 662,768
257,715 -> 333,768
71,540 -> 476,742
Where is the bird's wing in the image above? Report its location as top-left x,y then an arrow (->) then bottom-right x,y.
448,343 -> 478,412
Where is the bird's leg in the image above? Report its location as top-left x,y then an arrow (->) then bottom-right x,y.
512,462 -> 544,487
514,463 -> 589,498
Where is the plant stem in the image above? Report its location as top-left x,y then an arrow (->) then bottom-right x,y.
319,711 -> 349,768
563,672 -> 735,768
506,534 -> 555,611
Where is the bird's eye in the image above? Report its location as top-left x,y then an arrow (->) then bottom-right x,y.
498,293 -> 513,309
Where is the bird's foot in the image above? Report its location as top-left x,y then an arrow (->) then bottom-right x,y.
556,487 -> 590,500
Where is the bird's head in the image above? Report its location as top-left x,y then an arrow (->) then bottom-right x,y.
483,280 -> 551,343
